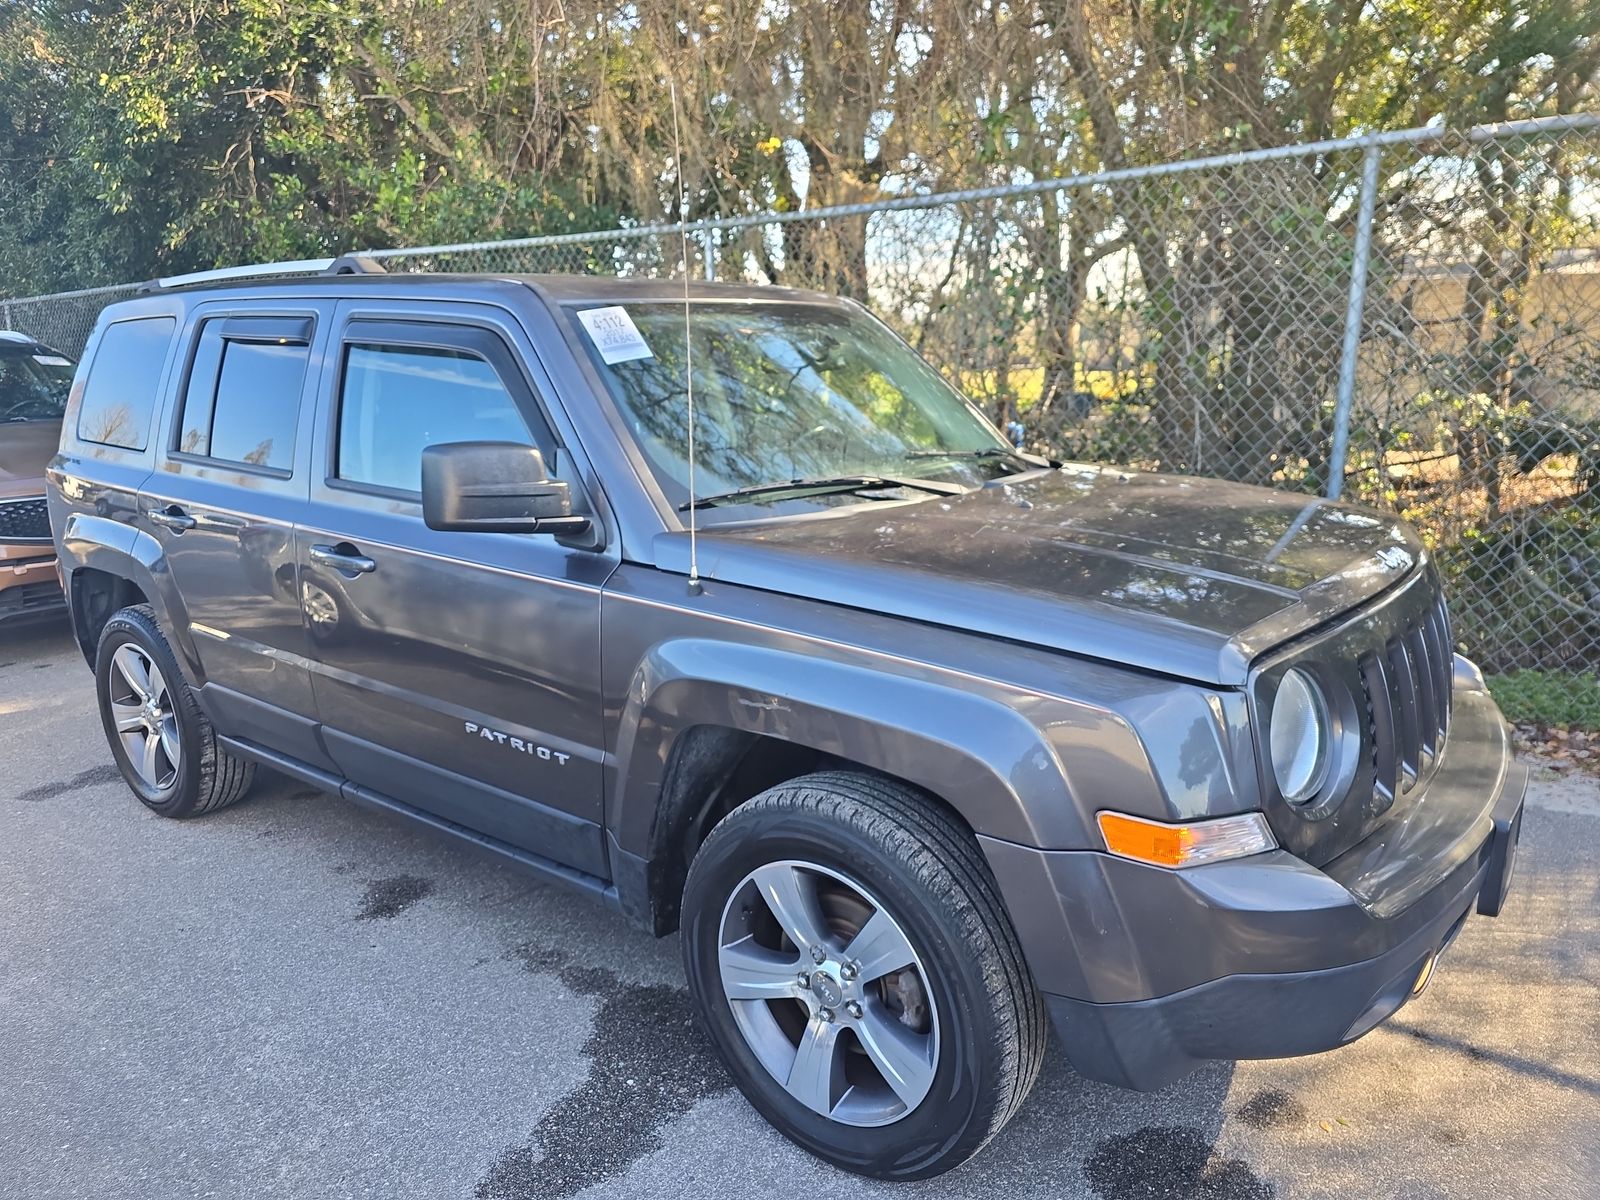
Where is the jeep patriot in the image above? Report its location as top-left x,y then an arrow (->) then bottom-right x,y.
47,261 -> 1526,1179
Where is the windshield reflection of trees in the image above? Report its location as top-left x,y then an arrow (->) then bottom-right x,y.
604,308 -> 1001,499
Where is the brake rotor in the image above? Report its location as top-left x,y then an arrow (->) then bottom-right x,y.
818,882 -> 931,1036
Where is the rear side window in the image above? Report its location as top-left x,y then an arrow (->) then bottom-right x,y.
77,317 -> 175,450
337,343 -> 533,494
178,318 -> 311,472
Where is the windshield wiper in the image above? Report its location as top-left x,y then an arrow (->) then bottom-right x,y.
680,474 -> 964,512
907,445 -> 1061,471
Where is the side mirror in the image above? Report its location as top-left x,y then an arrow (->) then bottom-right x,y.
421,441 -> 592,536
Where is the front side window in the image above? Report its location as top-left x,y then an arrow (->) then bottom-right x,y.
566,301 -> 1019,520
178,326 -> 308,471
0,346 -> 74,423
78,317 -> 176,450
336,342 -> 534,494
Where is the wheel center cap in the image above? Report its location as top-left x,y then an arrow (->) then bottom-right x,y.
811,969 -> 844,1008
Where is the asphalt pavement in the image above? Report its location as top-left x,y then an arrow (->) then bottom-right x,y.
2,613 -> 1596,1200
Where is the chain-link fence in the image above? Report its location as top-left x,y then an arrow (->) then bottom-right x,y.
1347,125 -> 1600,690
5,114 -> 1598,680
1,283 -> 139,359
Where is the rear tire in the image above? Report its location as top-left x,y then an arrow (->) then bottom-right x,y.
95,605 -> 255,818
681,771 -> 1046,1180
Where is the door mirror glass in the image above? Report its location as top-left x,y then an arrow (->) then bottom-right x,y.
421,441 -> 592,535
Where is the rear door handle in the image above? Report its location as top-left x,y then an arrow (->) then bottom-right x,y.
148,505 -> 197,533
310,543 -> 377,575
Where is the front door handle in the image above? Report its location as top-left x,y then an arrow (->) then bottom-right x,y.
148,505 -> 197,533
310,543 -> 377,575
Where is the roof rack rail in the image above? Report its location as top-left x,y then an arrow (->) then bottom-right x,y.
326,254 -> 387,275
137,254 -> 388,293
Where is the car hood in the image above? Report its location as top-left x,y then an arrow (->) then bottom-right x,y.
652,465 -> 1425,685
0,419 -> 61,495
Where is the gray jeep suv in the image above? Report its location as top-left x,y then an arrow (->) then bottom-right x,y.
47,262 -> 1526,1179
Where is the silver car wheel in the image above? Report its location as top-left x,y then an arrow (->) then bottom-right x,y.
301,580 -> 339,633
108,644 -> 180,791
717,859 -> 940,1128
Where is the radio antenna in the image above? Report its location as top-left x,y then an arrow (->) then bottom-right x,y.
669,78 -> 702,595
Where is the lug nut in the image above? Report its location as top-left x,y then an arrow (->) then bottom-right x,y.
797,972 -> 811,989
840,963 -> 859,981
845,1001 -> 863,1019
818,1008 -> 835,1023
811,946 -> 827,965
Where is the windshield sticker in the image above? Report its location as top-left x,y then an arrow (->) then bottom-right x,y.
576,306 -> 655,365
32,355 -> 71,367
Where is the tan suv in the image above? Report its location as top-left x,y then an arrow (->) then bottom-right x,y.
0,331 -> 72,621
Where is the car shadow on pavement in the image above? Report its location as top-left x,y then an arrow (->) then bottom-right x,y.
1383,1019 -> 1600,1099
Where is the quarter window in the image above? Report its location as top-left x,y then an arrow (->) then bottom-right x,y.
336,343 -> 533,494
77,317 -> 176,450
178,321 -> 309,471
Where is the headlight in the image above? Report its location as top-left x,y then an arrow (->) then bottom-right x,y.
1270,668 -> 1332,803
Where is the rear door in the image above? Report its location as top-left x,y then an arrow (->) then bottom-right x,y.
297,300 -> 615,874
141,302 -> 335,770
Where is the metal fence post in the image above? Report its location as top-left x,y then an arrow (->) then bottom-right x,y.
701,226 -> 716,280
1327,141 -> 1382,500
2,299 -> 12,331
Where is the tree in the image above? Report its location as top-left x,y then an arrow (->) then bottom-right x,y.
1024,0 -> 1600,482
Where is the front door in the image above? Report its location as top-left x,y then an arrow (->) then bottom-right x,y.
142,304 -> 333,771
298,303 -> 614,875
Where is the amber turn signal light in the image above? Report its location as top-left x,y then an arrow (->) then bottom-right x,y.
1096,810 -> 1276,869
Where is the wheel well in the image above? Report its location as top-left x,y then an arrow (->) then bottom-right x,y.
69,568 -> 148,666
645,726 -> 946,935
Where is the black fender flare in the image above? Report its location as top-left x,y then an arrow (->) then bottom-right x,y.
608,637 -> 1097,857
59,512 -> 199,682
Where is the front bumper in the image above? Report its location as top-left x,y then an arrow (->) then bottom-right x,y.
982,682 -> 1526,1091
0,550 -> 64,622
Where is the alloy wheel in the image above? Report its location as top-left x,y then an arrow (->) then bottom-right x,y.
717,859 -> 940,1127
107,643 -> 180,791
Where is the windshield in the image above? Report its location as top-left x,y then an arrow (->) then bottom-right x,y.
568,301 -> 1018,519
0,346 -> 74,422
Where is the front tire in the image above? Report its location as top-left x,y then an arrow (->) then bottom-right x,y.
681,771 -> 1047,1180
95,605 -> 255,818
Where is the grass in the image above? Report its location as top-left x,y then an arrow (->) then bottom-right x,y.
1487,669 -> 1600,730
954,367 -> 1138,413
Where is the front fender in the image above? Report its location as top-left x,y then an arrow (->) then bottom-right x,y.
608,636 -> 1161,859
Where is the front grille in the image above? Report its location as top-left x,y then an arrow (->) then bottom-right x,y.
0,496 -> 51,543
1358,587 -> 1453,809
